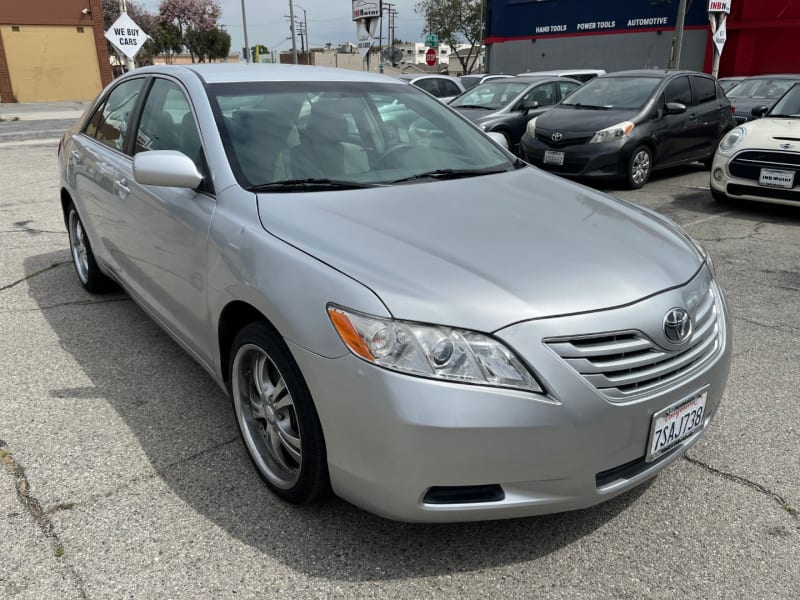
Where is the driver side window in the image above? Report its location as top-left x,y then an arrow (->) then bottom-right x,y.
520,83 -> 556,109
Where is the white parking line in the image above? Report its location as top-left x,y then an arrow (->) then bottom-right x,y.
683,210 -> 737,227
0,138 -> 60,148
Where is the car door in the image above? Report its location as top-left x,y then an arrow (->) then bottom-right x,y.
655,75 -> 694,166
70,77 -> 147,276
115,76 -> 216,363
689,75 -> 726,158
509,82 -> 559,144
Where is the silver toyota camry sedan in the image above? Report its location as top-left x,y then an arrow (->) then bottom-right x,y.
57,64 -> 731,522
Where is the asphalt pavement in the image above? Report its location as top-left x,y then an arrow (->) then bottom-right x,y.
1,117 -> 798,598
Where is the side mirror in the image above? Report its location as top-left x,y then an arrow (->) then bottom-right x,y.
133,150 -> 203,189
520,100 -> 539,112
665,102 -> 687,115
485,131 -> 509,150
751,105 -> 769,119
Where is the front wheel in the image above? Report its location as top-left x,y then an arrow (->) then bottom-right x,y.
626,146 -> 652,190
67,204 -> 113,293
230,322 -> 329,503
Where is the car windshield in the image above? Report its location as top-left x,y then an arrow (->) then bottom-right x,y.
768,83 -> 800,117
207,81 -> 516,190
727,78 -> 796,99
449,81 -> 529,109
460,75 -> 483,90
561,76 -> 661,110
718,79 -> 742,93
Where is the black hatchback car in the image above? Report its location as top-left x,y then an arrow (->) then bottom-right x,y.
520,70 -> 736,188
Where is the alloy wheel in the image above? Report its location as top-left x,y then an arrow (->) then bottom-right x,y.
68,210 -> 90,284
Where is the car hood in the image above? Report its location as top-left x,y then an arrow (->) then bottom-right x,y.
256,168 -> 701,332
536,107 -> 640,135
453,107 -> 502,123
740,117 -> 800,146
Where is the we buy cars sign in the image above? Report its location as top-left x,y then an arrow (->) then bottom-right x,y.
105,13 -> 149,60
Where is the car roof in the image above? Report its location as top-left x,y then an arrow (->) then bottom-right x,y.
134,63 -> 407,85
737,74 -> 800,80
598,69 -> 711,79
510,75 -> 578,84
398,74 -> 460,81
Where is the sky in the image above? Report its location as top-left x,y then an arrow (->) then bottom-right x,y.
140,1 -> 426,53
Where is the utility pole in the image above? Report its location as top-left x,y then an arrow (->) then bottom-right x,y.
240,0 -> 250,62
118,0 -> 136,72
288,0 -> 299,64
669,0 -> 688,69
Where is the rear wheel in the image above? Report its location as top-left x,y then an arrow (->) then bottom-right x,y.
626,146 -> 652,189
230,322 -> 329,503
66,204 -> 113,293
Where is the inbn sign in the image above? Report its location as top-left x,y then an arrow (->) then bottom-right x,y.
708,0 -> 731,13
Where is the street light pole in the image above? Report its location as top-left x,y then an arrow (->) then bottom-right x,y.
288,0 -> 299,64
669,0 -> 688,69
240,0 -> 250,62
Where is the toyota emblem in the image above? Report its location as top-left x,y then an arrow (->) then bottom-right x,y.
552,132 -> 564,142
663,308 -> 693,344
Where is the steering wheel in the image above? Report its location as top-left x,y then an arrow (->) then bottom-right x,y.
374,144 -> 414,169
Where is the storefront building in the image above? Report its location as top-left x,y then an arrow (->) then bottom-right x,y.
0,0 -> 112,103
485,0 -> 799,77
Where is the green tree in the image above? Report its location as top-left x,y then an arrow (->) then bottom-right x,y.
250,44 -> 269,62
415,0 -> 483,74
185,26 -> 231,62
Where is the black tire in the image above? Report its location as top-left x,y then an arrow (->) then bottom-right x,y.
66,203 -> 114,294
626,145 -> 653,190
229,322 -> 329,504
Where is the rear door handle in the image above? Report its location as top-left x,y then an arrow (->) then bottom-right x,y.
70,150 -> 81,161
114,178 -> 130,197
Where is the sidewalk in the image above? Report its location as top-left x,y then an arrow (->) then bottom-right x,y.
0,100 -> 90,122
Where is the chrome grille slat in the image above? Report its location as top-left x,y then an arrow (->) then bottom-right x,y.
545,285 -> 721,399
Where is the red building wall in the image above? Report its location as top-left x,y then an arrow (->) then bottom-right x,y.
705,0 -> 800,76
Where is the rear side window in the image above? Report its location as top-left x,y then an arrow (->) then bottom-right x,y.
84,78 -> 146,152
691,76 -> 717,104
559,81 -> 580,99
664,76 -> 692,106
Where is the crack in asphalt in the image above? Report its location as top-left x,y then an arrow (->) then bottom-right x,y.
684,453 -> 798,522
731,313 -> 800,335
0,440 -> 88,599
0,261 -> 70,292
695,221 -> 768,243
0,296 -> 130,314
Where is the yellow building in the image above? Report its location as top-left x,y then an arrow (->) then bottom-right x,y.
0,0 -> 112,103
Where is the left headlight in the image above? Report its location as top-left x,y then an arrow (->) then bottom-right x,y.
589,121 -> 635,144
718,126 -> 747,152
327,305 -> 543,393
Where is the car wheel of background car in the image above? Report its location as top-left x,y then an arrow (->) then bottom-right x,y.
711,187 -> 731,203
230,322 -> 329,503
66,203 -> 114,294
627,146 -> 652,190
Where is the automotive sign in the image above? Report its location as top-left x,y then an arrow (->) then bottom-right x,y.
708,0 -> 731,13
488,0 -> 709,40
352,0 -> 381,21
104,13 -> 148,60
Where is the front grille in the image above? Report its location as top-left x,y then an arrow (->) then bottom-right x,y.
536,132 -> 592,148
546,286 -> 721,400
728,183 -> 800,202
729,150 -> 800,182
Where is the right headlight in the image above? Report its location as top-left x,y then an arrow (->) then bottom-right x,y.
526,117 -> 538,138
718,126 -> 747,153
327,305 -> 543,393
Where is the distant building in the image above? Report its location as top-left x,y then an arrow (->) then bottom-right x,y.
0,0 -> 111,102
485,0 -> 800,77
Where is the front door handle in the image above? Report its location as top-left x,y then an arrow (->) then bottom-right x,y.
114,178 -> 130,198
70,150 -> 81,161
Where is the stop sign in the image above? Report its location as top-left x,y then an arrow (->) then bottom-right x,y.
425,47 -> 437,67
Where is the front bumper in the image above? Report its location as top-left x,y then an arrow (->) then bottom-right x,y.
520,134 -> 631,179
291,268 -> 731,523
710,151 -> 800,207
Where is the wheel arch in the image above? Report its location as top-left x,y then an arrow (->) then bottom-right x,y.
218,300 -> 280,386
60,187 -> 73,228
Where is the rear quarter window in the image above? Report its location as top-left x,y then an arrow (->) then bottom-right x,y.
692,76 -> 717,105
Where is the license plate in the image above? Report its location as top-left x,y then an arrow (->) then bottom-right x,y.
646,391 -> 707,462
544,150 -> 565,165
759,168 -> 795,189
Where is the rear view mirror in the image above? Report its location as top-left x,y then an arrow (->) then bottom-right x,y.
133,150 -> 203,189
485,131 -> 509,150
665,102 -> 687,115
751,105 -> 769,119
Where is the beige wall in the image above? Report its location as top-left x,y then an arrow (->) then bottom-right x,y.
1,25 -> 103,102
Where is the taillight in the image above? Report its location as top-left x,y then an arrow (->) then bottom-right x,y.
730,105 -> 735,114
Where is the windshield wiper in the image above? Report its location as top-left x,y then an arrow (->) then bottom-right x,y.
565,103 -> 611,110
768,114 -> 799,118
389,167 -> 510,184
248,178 -> 380,192
454,104 -> 494,110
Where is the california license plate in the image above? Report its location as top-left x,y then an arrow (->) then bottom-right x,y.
646,391 -> 707,462
544,150 -> 565,165
759,168 -> 795,189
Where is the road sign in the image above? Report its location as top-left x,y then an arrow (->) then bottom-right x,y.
425,34 -> 439,48
104,13 -> 148,60
713,20 -> 727,53
425,47 -> 437,67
